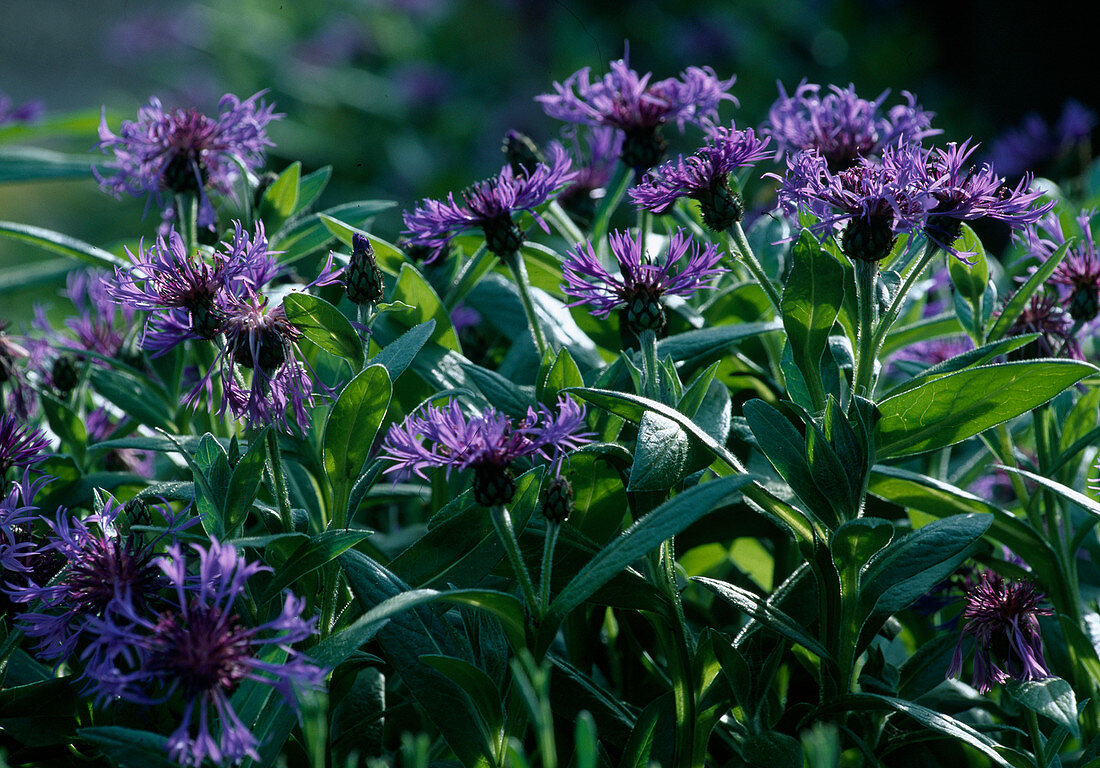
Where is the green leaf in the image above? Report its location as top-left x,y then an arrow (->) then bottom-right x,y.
293,165 -> 332,216
656,321 -> 782,363
421,654 -> 504,747
370,319 -> 435,382
694,576 -> 832,660
782,230 -> 845,409
89,367 -> 174,431
0,146 -> 94,182
881,334 -> 1040,399
79,726 -> 177,768
1006,677 -> 1079,738
988,240 -> 1071,341
318,211 -> 405,275
40,395 -> 87,464
947,224 -> 990,302
389,263 -> 461,351
628,411 -> 693,491
258,161 -> 300,231
283,292 -> 365,369
0,257 -> 78,294
830,518 -> 893,599
998,465 -> 1100,519
323,364 -> 392,526
545,475 -> 752,628
261,530 -> 371,604
0,220 -> 121,268
464,362 -> 534,418
271,202 -> 388,266
224,428 -> 269,529
875,360 -> 1096,458
541,347 -> 584,404
744,732 -> 804,768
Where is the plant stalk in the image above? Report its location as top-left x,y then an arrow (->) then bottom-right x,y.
502,250 -> 549,358
727,222 -> 782,314
490,505 -> 540,618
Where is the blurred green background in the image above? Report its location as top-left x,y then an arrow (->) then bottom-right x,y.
2,0 -> 1096,324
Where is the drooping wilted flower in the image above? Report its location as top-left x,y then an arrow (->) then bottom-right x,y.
987,100 -> 1096,179
382,397 -> 592,506
920,140 -> 1052,258
948,570 -> 1052,693
82,538 -> 325,767
538,58 -> 736,171
631,123 -> 771,230
561,229 -> 724,338
0,414 -> 49,478
110,222 -> 278,355
95,91 -> 282,224
1004,294 -> 1080,360
774,143 -> 932,262
401,145 -> 576,262
764,81 -> 937,170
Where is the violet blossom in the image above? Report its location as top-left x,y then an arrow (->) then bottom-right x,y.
0,414 -> 50,478
1030,209 -> 1100,323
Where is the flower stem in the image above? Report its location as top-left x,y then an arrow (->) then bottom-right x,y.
872,241 -> 941,355
538,523 -> 561,614
852,259 -> 878,399
490,505 -> 540,618
266,428 -> 295,533
502,250 -> 549,358
1026,709 -> 1047,768
175,193 -> 199,255
726,223 -> 782,314
547,200 -> 584,244
592,162 -> 634,245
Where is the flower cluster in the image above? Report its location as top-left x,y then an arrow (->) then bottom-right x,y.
401,145 -> 576,262
538,58 -> 736,171
382,397 -> 592,506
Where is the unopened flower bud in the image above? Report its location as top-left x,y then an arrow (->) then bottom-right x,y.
473,462 -> 517,507
346,233 -> 384,305
51,354 -> 79,393
541,476 -> 574,524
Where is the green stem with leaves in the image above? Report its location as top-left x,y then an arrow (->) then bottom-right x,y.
490,505 -> 540,618
871,241 -> 941,354
266,429 -> 295,534
726,222 -> 782,314
502,250 -> 549,358
852,259 -> 878,399
538,523 -> 561,614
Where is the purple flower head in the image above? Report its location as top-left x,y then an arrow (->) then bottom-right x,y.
382,396 -> 592,506
62,270 -> 134,359
1032,209 -> 1100,323
8,495 -> 176,669
0,92 -> 44,126
538,57 -> 737,171
402,145 -> 576,262
557,126 -> 623,226
96,91 -> 282,225
1003,294 -> 1081,360
1,321 -> 36,418
82,538 -> 324,766
773,143 -> 933,262
0,471 -> 50,574
947,570 -> 1052,693
562,228 -> 724,341
920,140 -> 1053,260
111,221 -> 278,356
987,100 -> 1097,179
450,302 -> 482,335
631,123 -> 771,230
764,81 -> 938,170
0,414 -> 50,478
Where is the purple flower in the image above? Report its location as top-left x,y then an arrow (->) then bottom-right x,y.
0,471 -> 48,574
402,145 -> 576,262
0,414 -> 49,478
1032,209 -> 1100,322
764,81 -> 938,169
82,538 -> 324,766
95,91 -> 282,224
382,397 -> 592,506
1,321 -> 36,418
1004,294 -> 1081,360
0,92 -> 44,126
86,407 -> 156,478
538,58 -> 736,171
947,570 -> 1052,693
8,496 -> 173,669
773,143 -> 932,262
561,229 -> 724,338
920,140 -> 1053,259
110,222 -> 279,355
987,100 -> 1096,179
557,126 -> 623,225
630,123 -> 771,230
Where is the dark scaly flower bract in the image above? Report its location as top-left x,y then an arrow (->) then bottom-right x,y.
773,143 -> 932,262
96,91 -> 282,223
947,570 -> 1052,693
382,397 -> 592,506
110,221 -> 278,355
630,123 -> 771,230
538,57 -> 736,171
401,145 -> 576,262
82,539 -> 325,766
0,414 -> 49,478
764,81 -> 937,170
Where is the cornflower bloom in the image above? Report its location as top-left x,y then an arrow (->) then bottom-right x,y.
96,91 -> 282,226
764,81 -> 938,170
920,140 -> 1052,259
401,145 -> 576,262
110,221 -> 278,355
81,539 -> 325,766
8,496 -> 175,670
557,126 -> 623,226
0,92 -> 43,126
1031,210 -> 1100,322
0,470 -> 48,574
382,397 -> 592,507
987,100 -> 1096,179
538,57 -> 737,171
1,320 -> 35,418
948,570 -> 1052,693
631,123 -> 771,230
0,414 -> 49,478
561,229 -> 724,338
1004,294 -> 1080,360
773,142 -> 932,262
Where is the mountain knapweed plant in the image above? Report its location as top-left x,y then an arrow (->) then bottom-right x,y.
4,39 -> 1100,768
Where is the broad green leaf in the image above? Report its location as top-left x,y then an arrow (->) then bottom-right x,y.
656,321 -> 782,363
881,313 -> 961,357
628,411 -> 694,491
1006,677 -> 1079,738
0,146 -> 94,182
323,364 -> 391,526
224,428 -> 269,529
283,292 -> 364,369
271,201 -> 391,265
875,360 -> 1095,458
0,220 -> 121,268
370,319 -> 435,382
258,161 -> 300,232
694,576 -> 832,660
541,347 -> 584,405
881,334 -> 1039,400
999,465 -> 1100,519
988,240 -> 1071,341
464,362 -> 534,418
318,211 -> 405,275
388,263 -> 460,351
947,224 -> 990,302
676,361 -> 721,421
782,231 -> 844,409
421,654 -> 504,748
830,518 -> 893,599
293,165 -> 332,216
744,732 -> 804,768
78,727 -> 176,768
261,529 -> 371,604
